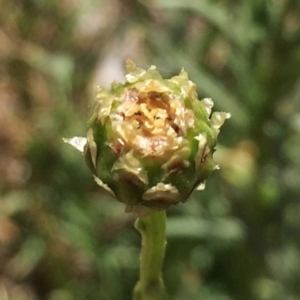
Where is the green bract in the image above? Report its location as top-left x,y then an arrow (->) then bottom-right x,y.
64,60 -> 230,212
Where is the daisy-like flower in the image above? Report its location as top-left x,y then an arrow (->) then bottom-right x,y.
64,60 -> 230,212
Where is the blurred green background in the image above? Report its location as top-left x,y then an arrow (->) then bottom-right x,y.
1,0 -> 300,299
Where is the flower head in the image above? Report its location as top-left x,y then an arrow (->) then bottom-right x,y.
64,60 -> 230,212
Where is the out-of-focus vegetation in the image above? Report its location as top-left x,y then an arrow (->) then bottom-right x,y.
1,0 -> 300,299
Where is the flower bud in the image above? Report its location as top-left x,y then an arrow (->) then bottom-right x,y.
64,60 -> 230,211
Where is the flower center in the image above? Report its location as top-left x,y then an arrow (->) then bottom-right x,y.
110,87 -> 194,157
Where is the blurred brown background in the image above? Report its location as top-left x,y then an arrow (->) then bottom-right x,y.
1,0 -> 300,299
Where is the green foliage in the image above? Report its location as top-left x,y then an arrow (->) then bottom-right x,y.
1,0 -> 300,299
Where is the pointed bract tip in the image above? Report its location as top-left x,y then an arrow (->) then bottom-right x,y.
63,137 -> 87,153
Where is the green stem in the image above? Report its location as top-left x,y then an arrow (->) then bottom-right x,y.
133,210 -> 167,300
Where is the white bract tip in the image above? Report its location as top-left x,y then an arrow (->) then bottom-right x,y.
201,98 -> 214,115
196,181 -> 206,191
142,183 -> 179,202
63,137 -> 87,153
94,175 -> 116,197
211,112 -> 231,130
214,164 -> 220,170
